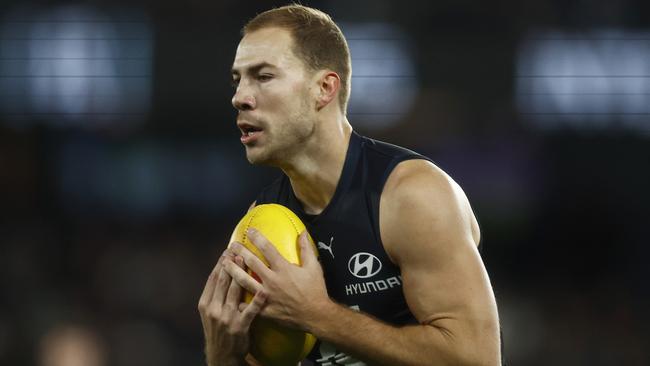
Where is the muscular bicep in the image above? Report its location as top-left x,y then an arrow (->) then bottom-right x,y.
399,229 -> 494,329
380,160 -> 499,342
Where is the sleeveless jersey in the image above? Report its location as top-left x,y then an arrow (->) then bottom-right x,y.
255,131 -> 432,365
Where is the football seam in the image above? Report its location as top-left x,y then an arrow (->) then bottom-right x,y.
278,205 -> 301,235
242,205 -> 260,245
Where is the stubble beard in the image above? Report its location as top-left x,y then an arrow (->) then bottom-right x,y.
246,98 -> 314,167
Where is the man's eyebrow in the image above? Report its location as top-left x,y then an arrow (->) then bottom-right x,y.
231,62 -> 276,77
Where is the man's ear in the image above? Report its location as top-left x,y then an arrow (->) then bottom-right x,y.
316,71 -> 341,110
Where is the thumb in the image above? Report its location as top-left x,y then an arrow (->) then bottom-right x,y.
299,231 -> 317,267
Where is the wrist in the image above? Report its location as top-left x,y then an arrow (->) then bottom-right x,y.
303,297 -> 338,335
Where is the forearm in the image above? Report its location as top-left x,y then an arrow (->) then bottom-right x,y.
305,301 -> 497,366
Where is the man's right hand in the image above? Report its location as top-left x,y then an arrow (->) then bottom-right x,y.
198,247 -> 267,366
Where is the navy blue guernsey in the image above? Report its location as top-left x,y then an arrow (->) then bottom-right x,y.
255,131 -> 432,365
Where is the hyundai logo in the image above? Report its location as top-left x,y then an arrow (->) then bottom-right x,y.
348,252 -> 382,279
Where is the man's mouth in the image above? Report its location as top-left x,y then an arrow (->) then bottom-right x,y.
238,123 -> 264,144
238,123 -> 263,136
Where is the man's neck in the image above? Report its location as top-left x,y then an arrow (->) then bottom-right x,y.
281,117 -> 353,216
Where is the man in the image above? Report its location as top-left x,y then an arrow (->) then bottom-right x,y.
198,4 -> 501,366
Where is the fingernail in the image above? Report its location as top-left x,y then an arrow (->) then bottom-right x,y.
247,228 -> 257,236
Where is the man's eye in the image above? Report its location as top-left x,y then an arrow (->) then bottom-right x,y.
257,74 -> 273,82
231,79 -> 240,88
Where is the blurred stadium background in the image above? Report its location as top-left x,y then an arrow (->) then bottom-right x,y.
1,0 -> 648,365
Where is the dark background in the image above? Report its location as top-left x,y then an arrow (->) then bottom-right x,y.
1,0 -> 648,365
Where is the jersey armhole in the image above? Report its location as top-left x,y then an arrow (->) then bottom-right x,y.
372,155 -> 433,266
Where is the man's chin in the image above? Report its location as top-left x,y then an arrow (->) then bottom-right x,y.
244,142 -> 287,167
246,156 -> 265,165
245,149 -> 270,166
247,153 -> 284,169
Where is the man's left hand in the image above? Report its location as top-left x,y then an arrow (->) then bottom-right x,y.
223,228 -> 331,331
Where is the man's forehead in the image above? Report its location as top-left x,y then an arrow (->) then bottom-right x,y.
232,27 -> 297,71
241,26 -> 294,47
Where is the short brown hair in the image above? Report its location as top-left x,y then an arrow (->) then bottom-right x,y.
243,4 -> 351,113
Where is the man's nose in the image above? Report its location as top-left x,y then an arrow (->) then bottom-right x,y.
232,82 -> 256,111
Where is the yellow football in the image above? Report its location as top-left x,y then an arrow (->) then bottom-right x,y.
229,203 -> 318,366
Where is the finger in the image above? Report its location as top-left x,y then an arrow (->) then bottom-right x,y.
239,290 -> 267,329
299,230 -> 317,267
199,253 -> 228,308
224,259 -> 264,294
230,242 -> 273,280
247,228 -> 286,269
224,270 -> 243,310
210,261 -> 233,306
235,255 -> 246,270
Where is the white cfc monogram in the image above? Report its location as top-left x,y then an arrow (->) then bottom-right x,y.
315,305 -> 366,366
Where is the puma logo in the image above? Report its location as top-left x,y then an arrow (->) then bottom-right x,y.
317,237 -> 335,259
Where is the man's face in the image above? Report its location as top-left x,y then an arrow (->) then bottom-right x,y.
231,27 -> 316,166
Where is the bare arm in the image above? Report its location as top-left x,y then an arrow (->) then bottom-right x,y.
385,160 -> 499,364
303,160 -> 500,365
